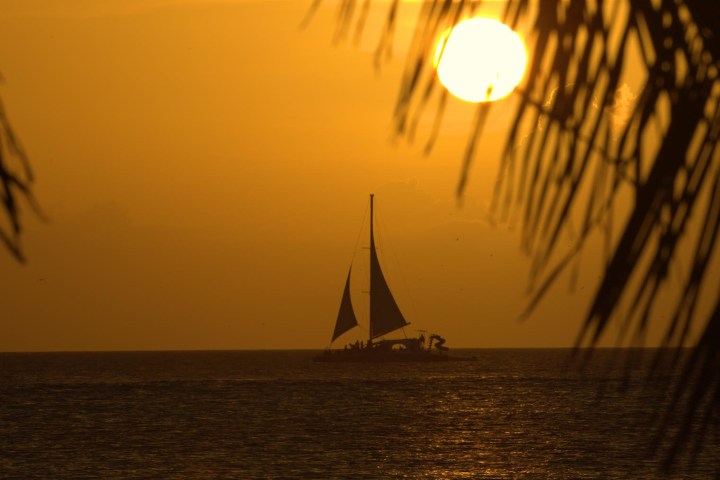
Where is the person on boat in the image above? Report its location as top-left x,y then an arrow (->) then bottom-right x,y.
429,334 -> 448,352
418,333 -> 425,347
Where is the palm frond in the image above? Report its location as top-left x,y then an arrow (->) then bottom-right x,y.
0,95 -> 36,263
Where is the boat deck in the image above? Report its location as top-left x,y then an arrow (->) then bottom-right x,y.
313,349 -> 476,363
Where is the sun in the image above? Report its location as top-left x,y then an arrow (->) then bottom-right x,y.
435,18 -> 527,103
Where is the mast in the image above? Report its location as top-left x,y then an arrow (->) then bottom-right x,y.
369,193 -> 374,345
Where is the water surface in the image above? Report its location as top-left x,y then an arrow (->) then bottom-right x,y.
1,349 -> 716,478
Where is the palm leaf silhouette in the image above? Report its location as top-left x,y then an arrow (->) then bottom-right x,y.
311,0 -> 720,468
0,93 -> 36,263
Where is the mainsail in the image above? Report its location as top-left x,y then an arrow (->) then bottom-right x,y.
369,195 -> 409,339
332,268 -> 358,342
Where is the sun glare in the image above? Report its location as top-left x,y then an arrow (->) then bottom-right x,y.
435,18 -> 527,103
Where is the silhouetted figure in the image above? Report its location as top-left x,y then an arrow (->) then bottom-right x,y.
429,334 -> 448,352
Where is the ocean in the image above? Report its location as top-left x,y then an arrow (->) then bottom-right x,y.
0,349 -> 717,479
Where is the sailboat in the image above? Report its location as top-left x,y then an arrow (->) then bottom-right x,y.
314,194 -> 474,363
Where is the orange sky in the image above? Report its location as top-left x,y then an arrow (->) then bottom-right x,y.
0,0 -> 713,351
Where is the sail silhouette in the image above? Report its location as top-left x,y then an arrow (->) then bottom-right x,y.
330,194 -> 409,344
369,197 -> 409,339
331,268 -> 358,342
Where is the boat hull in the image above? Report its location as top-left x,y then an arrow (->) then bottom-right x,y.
313,349 -> 476,363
